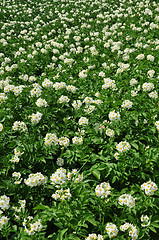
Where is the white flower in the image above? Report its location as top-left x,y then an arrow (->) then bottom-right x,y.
24,173 -> 47,187
142,83 -> 154,92
0,123 -> 3,131
106,223 -> 118,238
121,100 -> 133,109
44,133 -> 58,146
58,95 -> 70,104
0,196 -> 10,211
36,98 -> 48,107
109,110 -> 120,121
141,181 -> 158,195
30,112 -> 42,124
78,117 -> 89,126
56,158 -> 64,166
72,136 -> 83,144
95,182 -> 111,198
116,141 -> 131,153
118,194 -> 136,208
141,215 -> 150,227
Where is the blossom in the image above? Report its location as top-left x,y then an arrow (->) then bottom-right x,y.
44,133 -> 58,146
36,98 -> 48,107
23,219 -> 43,235
141,181 -> 158,195
72,100 -> 82,110
149,90 -> 158,99
0,195 -> 10,211
155,121 -> 159,131
142,83 -> 154,92
12,121 -> 27,132
106,223 -> 118,238
95,182 -> 111,198
121,100 -> 133,109
72,136 -> 83,144
42,78 -> 53,88
120,223 -> 138,240
109,110 -> 120,121
130,79 -> 138,86
141,215 -> 150,227
52,188 -> 71,201
56,158 -> 64,166
86,233 -> 104,240
118,194 -> 136,208
0,216 -> 9,230
116,141 -> 131,153
24,173 -> 47,187
147,70 -> 155,78
147,55 -> 154,61
0,123 -> 3,131
50,168 -> 67,185
58,95 -> 70,104
105,128 -> 115,137
30,112 -> 42,124
78,117 -> 89,126
58,137 -> 70,147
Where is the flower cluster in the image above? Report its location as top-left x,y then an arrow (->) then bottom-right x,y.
109,110 -> 120,121
141,181 -> 158,195
102,78 -> 116,90
0,195 -> 10,211
44,133 -> 58,146
105,128 -> 115,137
95,182 -> 111,198
121,100 -> 133,109
106,223 -> 119,238
23,218 -> 43,235
50,167 -> 67,185
142,83 -> 154,92
42,78 -> 53,88
148,90 -> 158,99
78,117 -> 89,126
52,188 -> 71,201
116,141 -> 131,153
24,173 -> 47,187
86,234 -> 104,240
56,158 -> 64,166
118,194 -> 136,208
58,137 -> 70,147
30,84 -> 42,97
72,136 -> 83,144
120,223 -> 138,240
30,112 -> 42,124
12,121 -> 27,132
53,82 -> 66,90
36,98 -> 48,107
72,100 -> 82,110
58,95 -> 70,104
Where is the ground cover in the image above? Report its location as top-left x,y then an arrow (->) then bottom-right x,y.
0,0 -> 159,239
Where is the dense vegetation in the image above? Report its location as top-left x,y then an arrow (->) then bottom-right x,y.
0,0 -> 159,239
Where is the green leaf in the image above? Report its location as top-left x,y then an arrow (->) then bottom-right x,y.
131,142 -> 138,150
33,204 -> 50,210
92,169 -> 100,180
57,228 -> 68,240
149,226 -> 157,233
68,234 -> 81,240
86,216 -> 97,226
152,223 -> 159,228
